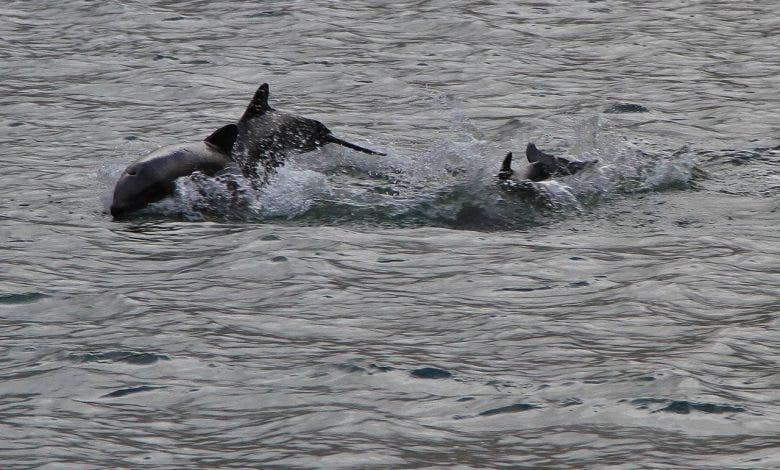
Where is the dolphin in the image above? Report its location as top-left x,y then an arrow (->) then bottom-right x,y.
233,83 -> 385,181
110,124 -> 237,218
498,143 -> 597,182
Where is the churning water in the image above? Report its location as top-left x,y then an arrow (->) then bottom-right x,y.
1,0 -> 778,468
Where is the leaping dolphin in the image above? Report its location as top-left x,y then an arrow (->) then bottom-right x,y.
233,83 -> 385,181
110,124 -> 237,218
109,83 -> 386,218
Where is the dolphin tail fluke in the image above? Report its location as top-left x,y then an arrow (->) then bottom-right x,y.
497,152 -> 514,180
323,134 -> 386,156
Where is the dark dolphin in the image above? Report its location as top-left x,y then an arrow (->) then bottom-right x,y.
233,83 -> 385,181
498,143 -> 597,182
110,124 -> 237,218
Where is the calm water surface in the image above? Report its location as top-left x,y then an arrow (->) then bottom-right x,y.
1,0 -> 778,468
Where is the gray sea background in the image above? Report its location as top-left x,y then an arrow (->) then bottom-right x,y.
1,1 -> 778,468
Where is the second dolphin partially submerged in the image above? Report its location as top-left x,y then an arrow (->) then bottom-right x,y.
498,143 -> 597,183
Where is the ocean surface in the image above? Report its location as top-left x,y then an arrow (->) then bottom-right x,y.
1,0 -> 778,468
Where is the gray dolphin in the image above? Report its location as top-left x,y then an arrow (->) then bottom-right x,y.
233,83 -> 385,181
497,143 -> 597,182
110,124 -> 237,218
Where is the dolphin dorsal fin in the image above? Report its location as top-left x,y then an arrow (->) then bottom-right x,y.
240,83 -> 272,121
497,152 -> 514,180
204,124 -> 238,154
526,143 -> 548,164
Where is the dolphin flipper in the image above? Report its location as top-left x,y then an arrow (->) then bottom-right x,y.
497,152 -> 514,180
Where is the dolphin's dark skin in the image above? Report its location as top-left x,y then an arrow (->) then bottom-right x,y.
110,124 -> 237,218
497,143 -> 597,182
233,83 -> 385,182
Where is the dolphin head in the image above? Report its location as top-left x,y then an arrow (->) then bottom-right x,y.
109,125 -> 237,219
110,159 -> 177,219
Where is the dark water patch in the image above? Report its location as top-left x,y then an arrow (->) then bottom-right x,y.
102,385 -> 163,398
261,234 -> 281,241
657,400 -> 747,415
271,256 -> 287,262
568,281 -> 590,288
410,367 -> 452,379
376,258 -> 406,263
559,398 -> 583,407
627,397 -> 667,409
247,10 -> 289,18
674,217 -> 703,228
478,403 -> 541,416
700,149 -> 764,166
496,285 -> 553,292
334,363 -> 394,375
335,363 -> 366,374
71,351 -> 170,365
368,363 -> 394,373
486,379 -> 517,390
629,398 -> 746,414
604,102 -> 650,113
0,292 -> 49,304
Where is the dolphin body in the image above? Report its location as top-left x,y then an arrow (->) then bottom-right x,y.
109,83 -> 384,218
497,143 -> 597,183
232,83 -> 385,182
109,124 -> 237,218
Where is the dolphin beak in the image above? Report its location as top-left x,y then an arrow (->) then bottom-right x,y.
110,173 -> 136,219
